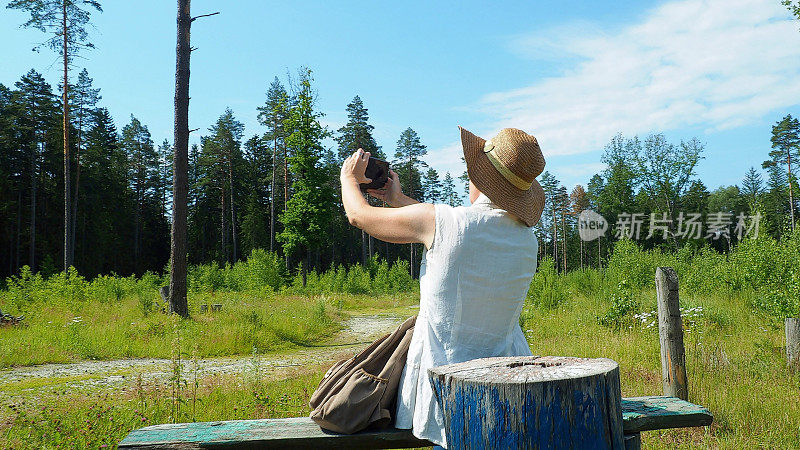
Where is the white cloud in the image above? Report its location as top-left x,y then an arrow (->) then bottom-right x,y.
476,0 -> 800,158
554,162 -> 608,180
425,141 -> 466,178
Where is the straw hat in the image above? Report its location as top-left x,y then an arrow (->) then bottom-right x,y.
460,126 -> 545,227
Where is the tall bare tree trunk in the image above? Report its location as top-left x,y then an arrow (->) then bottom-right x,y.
284,143 -> 289,270
62,0 -> 72,271
598,237 -> 601,269
70,151 -> 81,265
70,106 -> 85,266
229,167 -> 237,262
168,0 -> 191,318
221,186 -> 228,262
361,230 -> 367,265
134,183 -> 141,272
369,234 -> 374,259
270,132 -> 277,252
283,145 -> 289,211
561,212 -> 567,273
788,152 -> 795,231
16,190 -> 22,271
29,148 -> 37,271
551,198 -> 557,270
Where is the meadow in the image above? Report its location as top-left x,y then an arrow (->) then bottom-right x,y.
1,234 -> 800,448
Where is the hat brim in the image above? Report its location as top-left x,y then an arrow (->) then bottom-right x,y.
460,126 -> 545,227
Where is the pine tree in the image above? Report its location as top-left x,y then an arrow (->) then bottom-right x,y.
764,114 -> 800,230
12,70 -> 59,272
336,96 -> 382,161
257,78 -> 290,253
157,139 -> 173,218
554,185 -> 569,272
570,185 -> 590,269
441,172 -> 459,206
741,167 -> 764,213
539,171 -> 560,264
763,164 -> 790,238
240,134 -> 271,256
393,127 -> 428,277
393,128 -> 427,200
82,107 -> 129,274
198,109 -> 245,264
422,168 -> 441,203
121,115 -> 157,273
7,0 -> 103,271
0,84 -> 23,275
680,180 -> 710,217
335,95 -> 383,264
458,156 -> 470,197
68,68 -> 101,263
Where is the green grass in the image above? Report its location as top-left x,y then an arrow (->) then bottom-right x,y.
521,289 -> 800,449
2,287 -> 796,449
0,363 -> 330,449
2,235 -> 800,448
0,291 -> 343,367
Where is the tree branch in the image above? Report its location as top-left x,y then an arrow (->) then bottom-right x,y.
191,12 -> 219,22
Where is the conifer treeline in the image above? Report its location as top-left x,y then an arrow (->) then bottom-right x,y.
1,67 -> 797,281
0,68 -> 464,280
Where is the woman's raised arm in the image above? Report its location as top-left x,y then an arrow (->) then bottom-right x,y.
340,149 -> 435,249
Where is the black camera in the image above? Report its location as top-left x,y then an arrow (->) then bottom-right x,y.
359,157 -> 390,193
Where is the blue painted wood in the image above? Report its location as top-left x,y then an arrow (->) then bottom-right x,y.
428,356 -> 625,450
119,396 -> 711,449
622,396 -> 713,432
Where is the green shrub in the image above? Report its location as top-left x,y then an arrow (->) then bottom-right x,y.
388,260 -> 414,293
242,249 -> 286,291
527,257 -> 567,309
344,264 -> 371,294
598,280 -> 640,329
605,239 -> 675,291
188,263 -> 226,293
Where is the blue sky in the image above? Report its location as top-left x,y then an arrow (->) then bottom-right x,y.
2,0 -> 799,194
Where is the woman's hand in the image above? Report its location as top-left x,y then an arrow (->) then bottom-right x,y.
367,169 -> 402,205
340,148 -> 372,184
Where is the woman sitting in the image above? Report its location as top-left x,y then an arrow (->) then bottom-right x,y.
339,126 -> 546,449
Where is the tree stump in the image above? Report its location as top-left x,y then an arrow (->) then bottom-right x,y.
428,356 -> 624,450
786,318 -> 800,370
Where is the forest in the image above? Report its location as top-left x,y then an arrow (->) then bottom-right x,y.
2,0 -> 800,448
2,64 -> 798,283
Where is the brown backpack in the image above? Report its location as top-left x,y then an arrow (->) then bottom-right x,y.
309,315 -> 416,434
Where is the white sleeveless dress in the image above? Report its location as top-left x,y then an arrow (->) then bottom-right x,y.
394,193 -> 538,448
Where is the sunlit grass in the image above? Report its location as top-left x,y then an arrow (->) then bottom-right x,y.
521,289 -> 800,449
0,291 -> 343,367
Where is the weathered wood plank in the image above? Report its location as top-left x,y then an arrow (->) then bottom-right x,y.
622,396 -> 713,433
120,396 -> 712,449
118,417 -> 432,449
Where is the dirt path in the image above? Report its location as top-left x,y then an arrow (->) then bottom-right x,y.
0,313 -> 407,397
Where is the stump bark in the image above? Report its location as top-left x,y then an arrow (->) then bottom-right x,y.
428,356 -> 624,450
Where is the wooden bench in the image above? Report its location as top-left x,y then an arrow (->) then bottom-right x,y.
119,395 -> 712,449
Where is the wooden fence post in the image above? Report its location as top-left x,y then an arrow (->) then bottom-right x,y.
428,356 -> 625,449
655,267 -> 688,400
786,318 -> 800,370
